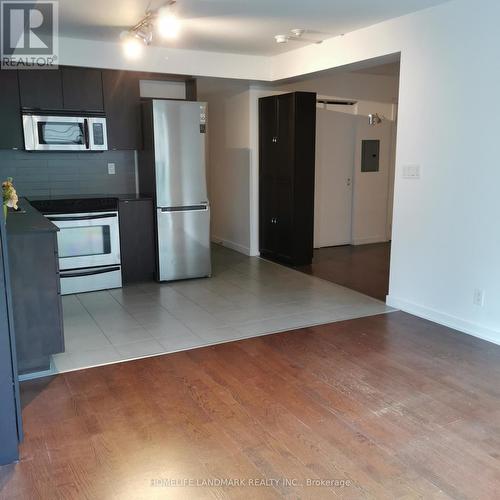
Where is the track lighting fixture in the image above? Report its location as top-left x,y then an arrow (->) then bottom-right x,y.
121,0 -> 181,58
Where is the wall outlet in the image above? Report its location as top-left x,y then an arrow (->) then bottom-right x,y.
402,164 -> 420,179
473,288 -> 485,307
107,163 -> 116,175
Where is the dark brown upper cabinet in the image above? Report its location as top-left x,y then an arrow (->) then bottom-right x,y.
102,70 -> 141,150
61,67 -> 104,112
0,70 -> 23,149
18,69 -> 63,110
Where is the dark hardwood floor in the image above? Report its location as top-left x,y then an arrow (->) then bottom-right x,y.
1,312 -> 500,499
295,242 -> 391,301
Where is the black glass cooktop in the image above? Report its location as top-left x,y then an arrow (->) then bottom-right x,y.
29,196 -> 119,214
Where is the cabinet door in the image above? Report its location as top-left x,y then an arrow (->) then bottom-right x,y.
276,93 -> 294,182
259,180 -> 277,255
274,180 -> 294,263
0,71 -> 23,149
119,199 -> 156,283
272,94 -> 295,261
62,67 -> 104,111
8,232 -> 64,374
259,96 -> 278,255
18,69 -> 63,109
102,70 -> 141,150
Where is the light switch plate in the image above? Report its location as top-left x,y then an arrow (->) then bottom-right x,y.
402,164 -> 420,179
473,288 -> 485,307
107,163 -> 116,175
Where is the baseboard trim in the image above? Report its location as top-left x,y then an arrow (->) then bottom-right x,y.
386,295 -> 500,346
211,236 -> 251,256
352,236 -> 389,245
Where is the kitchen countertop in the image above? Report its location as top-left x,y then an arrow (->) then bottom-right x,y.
6,198 -> 59,235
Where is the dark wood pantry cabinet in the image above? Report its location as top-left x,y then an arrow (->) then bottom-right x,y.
259,91 -> 316,266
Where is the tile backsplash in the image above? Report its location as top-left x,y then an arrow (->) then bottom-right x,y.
0,150 -> 137,198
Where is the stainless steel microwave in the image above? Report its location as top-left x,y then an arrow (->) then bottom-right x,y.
22,112 -> 108,151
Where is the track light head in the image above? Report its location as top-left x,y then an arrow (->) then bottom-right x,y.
157,8 -> 181,39
120,31 -> 144,59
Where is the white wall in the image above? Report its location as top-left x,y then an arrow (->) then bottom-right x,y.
352,115 -> 395,245
197,80 -> 253,255
277,71 -> 399,104
139,80 -> 186,100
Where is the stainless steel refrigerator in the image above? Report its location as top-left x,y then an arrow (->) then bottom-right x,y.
140,99 -> 211,282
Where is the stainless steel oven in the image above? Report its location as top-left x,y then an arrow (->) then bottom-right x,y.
28,197 -> 123,295
22,112 -> 108,151
47,211 -> 122,295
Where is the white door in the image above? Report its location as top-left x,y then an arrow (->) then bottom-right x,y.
314,109 -> 356,248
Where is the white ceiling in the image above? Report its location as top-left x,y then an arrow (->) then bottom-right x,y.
57,0 -> 450,56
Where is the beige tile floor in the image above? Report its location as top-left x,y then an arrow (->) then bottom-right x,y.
49,244 -> 395,374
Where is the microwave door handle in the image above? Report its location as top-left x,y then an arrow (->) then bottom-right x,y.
83,118 -> 90,149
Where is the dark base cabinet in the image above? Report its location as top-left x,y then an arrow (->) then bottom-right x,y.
7,222 -> 64,375
119,199 -> 156,283
259,91 -> 317,266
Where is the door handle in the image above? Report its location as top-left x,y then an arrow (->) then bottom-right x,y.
60,266 -> 120,278
48,213 -> 117,221
347,178 -> 352,186
272,137 -> 278,143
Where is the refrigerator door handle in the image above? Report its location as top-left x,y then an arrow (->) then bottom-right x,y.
159,204 -> 209,213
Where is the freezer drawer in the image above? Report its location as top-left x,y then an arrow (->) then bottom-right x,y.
156,205 -> 211,281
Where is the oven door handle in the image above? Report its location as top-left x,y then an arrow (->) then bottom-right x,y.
60,266 -> 121,279
47,213 -> 117,221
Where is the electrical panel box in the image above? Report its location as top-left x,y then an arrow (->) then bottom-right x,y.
361,140 -> 380,172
